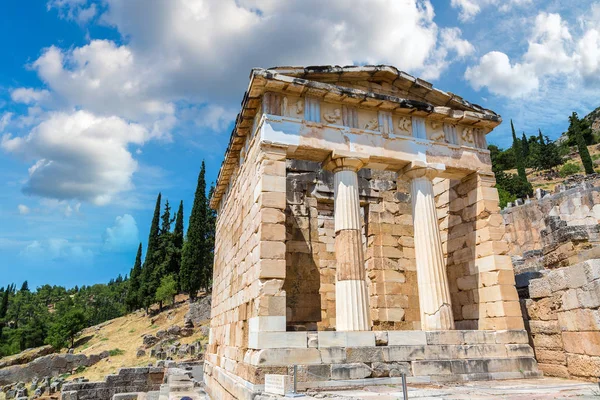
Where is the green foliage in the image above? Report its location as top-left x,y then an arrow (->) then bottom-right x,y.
108,348 -> 125,356
566,111 -> 595,146
568,112 -> 595,175
498,188 -> 517,209
141,193 -> 162,310
155,275 -> 177,309
0,278 -> 128,357
126,243 -> 143,311
511,120 -> 528,180
532,130 -> 563,170
495,170 -> 533,201
559,162 -> 581,177
46,307 -> 87,349
181,161 -> 215,299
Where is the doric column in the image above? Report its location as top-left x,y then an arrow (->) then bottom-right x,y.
326,156 -> 371,331
403,163 -> 455,330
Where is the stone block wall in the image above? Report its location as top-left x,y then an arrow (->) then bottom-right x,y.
502,175 -> 600,272
435,172 -> 523,332
524,259 -> 600,381
283,161 -> 420,331
60,367 -> 164,400
206,136 -> 288,392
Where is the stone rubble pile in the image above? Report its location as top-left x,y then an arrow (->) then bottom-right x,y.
139,323 -> 205,361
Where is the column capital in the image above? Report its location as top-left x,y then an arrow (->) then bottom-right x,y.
323,153 -> 365,173
400,161 -> 445,181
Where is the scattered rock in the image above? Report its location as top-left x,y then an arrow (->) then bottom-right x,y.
136,348 -> 146,358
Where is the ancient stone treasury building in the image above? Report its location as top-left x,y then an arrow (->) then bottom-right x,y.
204,66 -> 540,399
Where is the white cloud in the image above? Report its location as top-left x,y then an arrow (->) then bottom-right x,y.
11,88 -> 51,105
47,0 -> 98,24
451,0 -> 533,21
0,113 -> 12,132
1,110 -> 151,205
31,40 -> 174,122
18,204 -> 30,215
21,238 -> 93,264
102,214 -> 139,252
465,51 -> 539,97
466,8 -> 600,97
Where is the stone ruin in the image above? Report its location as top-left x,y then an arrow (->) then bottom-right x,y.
502,175 -> 600,381
203,65 -> 539,399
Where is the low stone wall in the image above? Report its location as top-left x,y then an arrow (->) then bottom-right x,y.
61,367 -> 164,400
522,259 -> 600,381
502,174 -> 600,273
0,352 -> 108,386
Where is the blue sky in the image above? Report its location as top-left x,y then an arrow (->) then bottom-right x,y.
1,0 -> 599,289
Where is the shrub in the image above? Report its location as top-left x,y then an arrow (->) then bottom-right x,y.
108,348 -> 124,357
559,162 -> 581,177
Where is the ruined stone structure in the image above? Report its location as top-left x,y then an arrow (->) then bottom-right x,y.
205,66 -> 539,399
501,175 -> 600,381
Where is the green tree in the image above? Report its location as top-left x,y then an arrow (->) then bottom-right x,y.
173,201 -> 184,282
155,275 -> 177,311
20,281 -> 29,292
0,287 -> 9,319
181,162 -> 209,300
511,120 -> 527,180
126,243 -> 143,311
568,112 -> 594,175
533,130 -> 563,170
521,132 -> 530,159
46,308 -> 87,349
141,193 -> 162,311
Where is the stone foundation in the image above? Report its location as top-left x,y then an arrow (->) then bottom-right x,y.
204,329 -> 539,398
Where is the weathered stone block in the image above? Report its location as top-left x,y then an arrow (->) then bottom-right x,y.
538,363 -> 569,378
566,354 -> 600,378
387,331 -> 427,346
346,347 -> 384,363
495,330 -> 529,344
382,345 -> 426,362
529,278 -> 552,299
412,360 -> 452,376
330,363 -> 372,380
557,309 -> 600,331
562,332 -> 600,356
529,320 -> 560,334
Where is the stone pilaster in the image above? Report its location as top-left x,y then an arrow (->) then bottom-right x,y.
325,156 -> 371,331
403,163 -> 455,330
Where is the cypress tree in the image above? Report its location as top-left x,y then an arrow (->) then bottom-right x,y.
126,243 -> 143,311
511,120 -> 527,180
20,281 -> 29,292
141,193 -> 162,311
521,132 -> 530,159
181,162 -> 208,300
173,201 -> 185,284
569,112 -> 594,175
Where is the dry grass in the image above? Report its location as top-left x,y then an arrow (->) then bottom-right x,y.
67,295 -> 208,382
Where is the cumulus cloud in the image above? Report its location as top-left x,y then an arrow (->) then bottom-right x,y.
0,113 -> 12,132
466,9 -> 600,97
30,40 -> 174,122
1,110 -> 151,205
21,238 -> 93,264
18,204 -> 30,215
102,214 -> 139,252
465,51 -> 539,97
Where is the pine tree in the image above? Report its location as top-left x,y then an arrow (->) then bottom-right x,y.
181,162 -> 208,300
511,120 -> 527,180
126,243 -> 143,311
20,281 -> 29,292
141,193 -> 162,311
569,112 -> 594,175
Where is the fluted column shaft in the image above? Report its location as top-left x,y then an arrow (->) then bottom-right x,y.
329,157 -> 371,331
407,168 -> 455,331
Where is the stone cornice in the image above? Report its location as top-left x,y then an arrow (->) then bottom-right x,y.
211,66 -> 501,210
